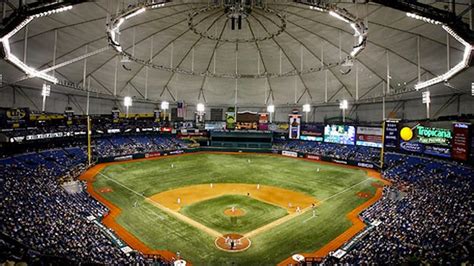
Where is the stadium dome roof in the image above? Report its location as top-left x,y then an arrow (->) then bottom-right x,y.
1,0 -> 473,108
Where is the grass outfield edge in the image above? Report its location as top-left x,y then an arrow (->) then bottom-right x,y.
277,163 -> 390,265
79,151 -> 391,265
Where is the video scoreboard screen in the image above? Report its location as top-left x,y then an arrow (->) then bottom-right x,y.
324,124 -> 356,145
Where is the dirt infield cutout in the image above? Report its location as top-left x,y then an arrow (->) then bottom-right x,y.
148,183 -> 318,214
147,183 -> 319,245
215,233 -> 251,252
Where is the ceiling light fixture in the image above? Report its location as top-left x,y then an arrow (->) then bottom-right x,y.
0,4 -> 74,84
414,25 -> 473,90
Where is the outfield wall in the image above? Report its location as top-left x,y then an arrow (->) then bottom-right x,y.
97,148 -> 380,170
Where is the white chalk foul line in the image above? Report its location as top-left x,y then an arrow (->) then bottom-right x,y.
319,178 -> 372,203
97,171 -> 373,240
97,172 -> 221,238
246,178 -> 373,236
97,172 -> 167,220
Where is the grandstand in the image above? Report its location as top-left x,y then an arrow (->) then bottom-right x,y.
0,0 -> 473,265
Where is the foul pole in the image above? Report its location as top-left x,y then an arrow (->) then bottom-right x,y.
87,116 -> 92,166
380,120 -> 386,170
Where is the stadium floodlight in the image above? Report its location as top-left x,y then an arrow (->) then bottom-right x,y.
161,101 -> 169,110
41,84 -> 51,97
267,104 -> 275,123
196,103 -> 205,113
124,96 -> 133,107
339,100 -> 348,123
302,104 -> 311,113
41,84 -> 51,112
422,91 -> 431,119
267,104 -> 275,113
339,100 -> 348,110
124,96 -> 132,118
303,104 -> 311,123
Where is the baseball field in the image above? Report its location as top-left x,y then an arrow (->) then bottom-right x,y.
82,152 -> 386,265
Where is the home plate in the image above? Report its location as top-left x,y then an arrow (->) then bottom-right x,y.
292,254 -> 305,262
174,259 -> 186,266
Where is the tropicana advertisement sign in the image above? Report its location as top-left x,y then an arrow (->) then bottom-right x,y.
416,126 -> 452,146
400,125 -> 452,146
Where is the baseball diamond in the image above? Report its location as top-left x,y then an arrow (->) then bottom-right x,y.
81,152 -> 387,265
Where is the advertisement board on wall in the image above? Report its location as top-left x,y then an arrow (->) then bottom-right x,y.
236,111 -> 258,130
356,126 -> 383,148
6,108 -> 30,128
306,154 -> 321,160
112,109 -> 120,123
282,150 -> 298,157
300,123 -> 324,142
384,120 -> 400,149
225,107 -> 236,130
424,145 -> 451,158
288,115 -> 301,139
398,124 -> 453,159
324,124 -> 356,145
451,123 -> 470,161
205,122 -> 226,130
258,113 -> 269,131
415,126 -> 452,146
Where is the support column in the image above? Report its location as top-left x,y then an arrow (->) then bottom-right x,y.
23,25 -> 28,63
324,70 -> 328,103
279,48 -> 282,75
2,2 -> 6,21
300,45 -> 303,72
52,30 -> 58,77
170,42 -> 174,68
86,77 -> 91,115
386,50 -> 390,94
114,56 -> 118,96
382,83 -> 386,120
426,100 -> 430,120
417,35 -> 421,83
82,45 -> 88,87
294,76 -> 297,104
355,60 -> 359,101
446,32 -> 450,71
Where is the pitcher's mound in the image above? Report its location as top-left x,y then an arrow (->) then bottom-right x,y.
224,208 -> 245,217
215,234 -> 251,252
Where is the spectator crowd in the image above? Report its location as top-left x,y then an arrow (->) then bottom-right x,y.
94,135 -> 188,158
0,134 -> 472,265
0,136 -> 183,265
273,139 -> 381,164
324,153 -> 473,264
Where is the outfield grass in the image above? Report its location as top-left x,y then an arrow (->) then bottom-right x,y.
93,153 -> 381,265
180,195 -> 288,234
